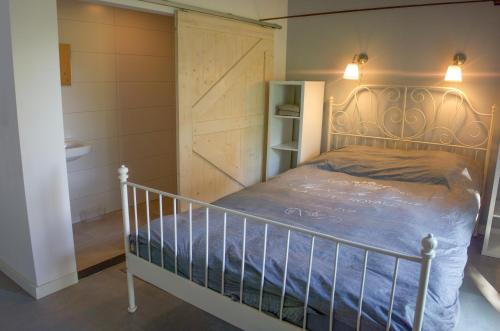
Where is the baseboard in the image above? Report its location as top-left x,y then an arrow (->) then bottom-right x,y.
0,258 -> 78,299
35,271 -> 78,299
0,257 -> 38,297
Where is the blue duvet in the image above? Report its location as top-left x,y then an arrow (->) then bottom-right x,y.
130,146 -> 480,330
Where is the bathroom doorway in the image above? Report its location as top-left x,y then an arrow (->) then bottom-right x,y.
57,0 -> 177,276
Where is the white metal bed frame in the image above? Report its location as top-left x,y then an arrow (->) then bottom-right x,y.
119,85 -> 495,331
327,85 -> 495,194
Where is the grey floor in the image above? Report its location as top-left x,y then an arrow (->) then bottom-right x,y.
455,237 -> 500,331
0,237 -> 498,331
0,263 -> 239,331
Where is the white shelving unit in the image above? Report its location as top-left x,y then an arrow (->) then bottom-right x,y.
266,81 -> 325,180
482,148 -> 500,258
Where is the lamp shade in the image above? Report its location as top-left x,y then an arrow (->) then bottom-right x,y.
445,65 -> 462,82
343,63 -> 360,80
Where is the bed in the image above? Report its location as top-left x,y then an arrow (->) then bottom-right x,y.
119,85 -> 495,331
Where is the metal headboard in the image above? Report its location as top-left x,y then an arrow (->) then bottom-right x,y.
327,85 -> 496,192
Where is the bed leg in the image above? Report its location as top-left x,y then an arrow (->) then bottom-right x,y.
127,271 -> 137,313
412,234 -> 437,331
119,166 -> 137,313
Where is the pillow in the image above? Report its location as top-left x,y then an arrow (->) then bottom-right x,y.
308,145 -> 481,189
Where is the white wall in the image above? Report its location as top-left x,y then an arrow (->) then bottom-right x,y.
58,0 -> 177,223
0,0 -> 78,298
0,0 -> 38,294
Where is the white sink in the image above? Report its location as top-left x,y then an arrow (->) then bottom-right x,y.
65,139 -> 91,162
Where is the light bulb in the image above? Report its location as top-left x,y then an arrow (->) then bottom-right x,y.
343,63 -> 360,80
444,65 -> 462,82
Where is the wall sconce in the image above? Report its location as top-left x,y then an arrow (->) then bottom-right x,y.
343,53 -> 368,80
444,53 -> 466,82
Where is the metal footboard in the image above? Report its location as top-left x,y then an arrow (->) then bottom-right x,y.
118,165 -> 437,331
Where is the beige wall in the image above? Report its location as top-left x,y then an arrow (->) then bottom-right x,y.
58,0 -> 176,223
96,0 -> 288,80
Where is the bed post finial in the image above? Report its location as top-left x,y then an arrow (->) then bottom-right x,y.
327,96 -> 334,152
412,233 -> 437,331
421,233 -> 437,258
118,165 -> 129,183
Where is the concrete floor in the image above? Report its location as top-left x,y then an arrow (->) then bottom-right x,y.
0,238 -> 498,330
457,275 -> 500,331
455,237 -> 500,331
0,263 -> 238,331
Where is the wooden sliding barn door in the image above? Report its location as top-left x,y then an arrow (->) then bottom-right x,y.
176,11 -> 274,202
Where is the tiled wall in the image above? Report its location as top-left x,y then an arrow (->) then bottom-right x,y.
57,0 -> 176,223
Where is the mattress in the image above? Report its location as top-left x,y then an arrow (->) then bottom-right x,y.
130,145 -> 481,330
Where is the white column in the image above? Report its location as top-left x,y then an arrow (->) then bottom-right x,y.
0,0 -> 77,299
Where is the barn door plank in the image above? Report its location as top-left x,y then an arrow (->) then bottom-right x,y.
177,11 -> 273,202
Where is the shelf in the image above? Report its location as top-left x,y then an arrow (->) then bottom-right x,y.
266,81 -> 324,180
273,114 -> 301,120
271,141 -> 298,152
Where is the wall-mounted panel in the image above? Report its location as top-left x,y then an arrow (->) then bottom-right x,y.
59,43 -> 71,85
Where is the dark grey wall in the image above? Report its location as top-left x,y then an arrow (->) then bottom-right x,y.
287,0 -> 500,114
286,0 -> 500,225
